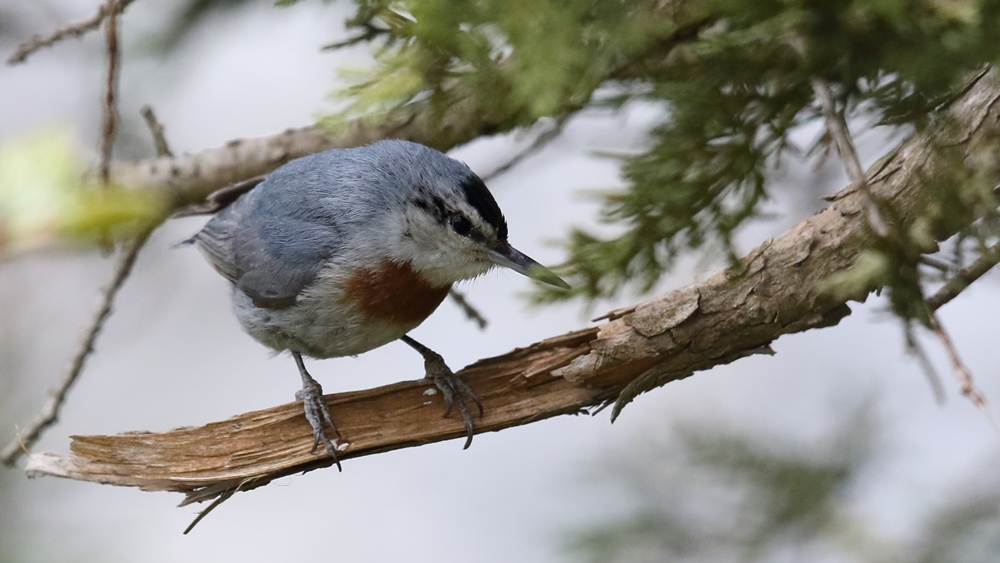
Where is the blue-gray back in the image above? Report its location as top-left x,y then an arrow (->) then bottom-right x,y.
193,140 -> 476,308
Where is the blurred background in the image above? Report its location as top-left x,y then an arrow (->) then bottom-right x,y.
1,1 -> 999,561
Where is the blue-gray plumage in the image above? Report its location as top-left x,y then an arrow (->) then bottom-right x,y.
190,139 -> 568,466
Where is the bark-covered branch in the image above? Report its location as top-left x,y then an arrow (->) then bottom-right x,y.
23,72 -> 1000,506
108,21 -> 709,210
111,81 -> 570,210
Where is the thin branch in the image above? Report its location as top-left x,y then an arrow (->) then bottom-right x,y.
102,22 -> 716,210
320,24 -> 386,51
929,315 -> 994,423
447,289 -> 487,330
1,229 -> 153,465
811,78 -> 892,238
0,0 -> 144,465
927,240 -> 1000,310
812,76 -> 993,416
904,326 -> 946,405
140,105 -> 173,157
919,255 -> 952,273
99,0 -> 120,187
7,0 -> 136,66
480,118 -> 567,183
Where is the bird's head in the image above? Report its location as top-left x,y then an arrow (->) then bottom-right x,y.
377,141 -> 569,290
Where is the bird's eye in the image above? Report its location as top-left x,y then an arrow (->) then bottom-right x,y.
449,214 -> 473,236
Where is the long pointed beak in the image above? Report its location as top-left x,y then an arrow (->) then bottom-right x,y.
488,243 -> 570,289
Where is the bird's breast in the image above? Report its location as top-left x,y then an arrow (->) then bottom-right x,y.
231,258 -> 452,359
342,259 -> 451,326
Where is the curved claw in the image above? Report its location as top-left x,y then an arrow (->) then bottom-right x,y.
401,335 -> 484,450
296,386 -> 342,471
433,374 -> 481,449
294,356 -> 343,472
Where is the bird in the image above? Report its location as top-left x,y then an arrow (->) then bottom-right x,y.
186,139 -> 569,469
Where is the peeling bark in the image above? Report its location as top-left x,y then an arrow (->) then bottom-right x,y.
23,73 -> 1000,505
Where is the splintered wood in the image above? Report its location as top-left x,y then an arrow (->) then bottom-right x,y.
23,72 -> 1000,506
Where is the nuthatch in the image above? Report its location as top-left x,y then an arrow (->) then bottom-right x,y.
187,139 -> 568,468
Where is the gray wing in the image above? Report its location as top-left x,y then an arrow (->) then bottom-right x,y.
193,164 -> 354,309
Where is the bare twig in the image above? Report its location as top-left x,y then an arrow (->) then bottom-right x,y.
447,289 -> 487,330
184,480 -> 246,534
1,0 -> 148,465
811,77 -> 993,416
919,255 -> 952,273
140,105 -> 173,157
320,24 -> 386,51
7,0 -> 136,65
929,315 -> 994,423
811,78 -> 892,238
1,229 -> 153,465
99,0 -> 120,187
903,326 -> 946,405
927,240 -> 1000,310
480,118 -> 567,183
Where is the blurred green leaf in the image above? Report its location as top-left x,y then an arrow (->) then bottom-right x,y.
0,129 -> 166,258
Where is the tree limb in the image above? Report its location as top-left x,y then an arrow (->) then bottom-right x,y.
927,240 -> 1000,310
22,72 -> 1000,508
6,0 -> 136,65
106,20 -> 713,210
813,75 -> 994,417
1,229 -> 152,465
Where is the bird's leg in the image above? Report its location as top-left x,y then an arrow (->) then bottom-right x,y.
400,335 -> 483,449
292,351 -> 342,471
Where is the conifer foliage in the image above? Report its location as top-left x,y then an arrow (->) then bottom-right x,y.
324,0 -> 1000,325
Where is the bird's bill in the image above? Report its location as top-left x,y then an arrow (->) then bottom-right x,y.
488,243 -> 570,289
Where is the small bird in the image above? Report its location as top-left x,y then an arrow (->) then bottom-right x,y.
188,139 -> 568,468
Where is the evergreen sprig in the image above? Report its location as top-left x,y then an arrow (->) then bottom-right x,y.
328,0 -> 1000,311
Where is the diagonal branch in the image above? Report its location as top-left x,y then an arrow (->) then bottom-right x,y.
7,0 -> 137,65
812,77 -> 993,415
22,71 -> 1000,510
107,95 -> 568,210
104,20 -> 712,210
811,78 -> 893,238
927,240 -> 1000,310
1,229 -> 152,465
1,104 -> 175,466
140,105 -> 174,157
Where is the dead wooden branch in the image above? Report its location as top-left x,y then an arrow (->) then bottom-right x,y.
22,71 -> 1000,506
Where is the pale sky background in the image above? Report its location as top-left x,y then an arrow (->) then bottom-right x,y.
1,2 -> 999,562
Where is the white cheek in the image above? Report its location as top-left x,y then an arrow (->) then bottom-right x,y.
424,259 -> 493,286
390,212 -> 493,285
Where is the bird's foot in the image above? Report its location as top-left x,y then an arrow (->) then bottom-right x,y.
295,376 -> 343,471
421,350 -> 483,450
